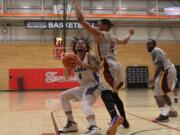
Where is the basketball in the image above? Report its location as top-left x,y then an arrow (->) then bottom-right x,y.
62,53 -> 78,68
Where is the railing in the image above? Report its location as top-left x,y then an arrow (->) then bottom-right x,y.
0,0 -> 180,20
0,12 -> 180,20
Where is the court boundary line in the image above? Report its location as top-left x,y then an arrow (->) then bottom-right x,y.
128,112 -> 180,132
129,128 -> 169,135
51,111 -> 60,135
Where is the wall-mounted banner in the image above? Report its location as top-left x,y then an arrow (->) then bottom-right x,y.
53,4 -> 72,14
9,68 -> 79,90
25,20 -> 98,29
164,7 -> 180,15
54,37 -> 65,60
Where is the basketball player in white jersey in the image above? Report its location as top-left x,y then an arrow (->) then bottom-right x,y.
74,1 -> 134,135
146,39 -> 178,122
60,35 -> 101,135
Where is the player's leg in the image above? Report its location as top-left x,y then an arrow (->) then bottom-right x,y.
101,90 -> 124,135
60,87 -> 82,133
112,92 -> 129,128
81,85 -> 101,135
164,68 -> 178,117
153,74 -> 169,122
100,60 -> 119,120
109,62 -> 129,128
101,59 -> 124,134
168,67 -> 178,103
153,95 -> 169,122
101,90 -> 118,120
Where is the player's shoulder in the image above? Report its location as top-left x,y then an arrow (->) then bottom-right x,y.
152,47 -> 162,54
87,53 -> 97,60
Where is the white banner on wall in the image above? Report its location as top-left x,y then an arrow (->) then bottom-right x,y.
53,5 -> 72,14
25,21 -> 97,29
164,7 -> 180,15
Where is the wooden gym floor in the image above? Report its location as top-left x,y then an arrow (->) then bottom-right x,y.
0,43 -> 179,135
0,89 -> 179,135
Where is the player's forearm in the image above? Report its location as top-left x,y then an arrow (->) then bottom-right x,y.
74,0 -> 85,23
64,68 -> 71,79
120,33 -> 132,45
118,28 -> 134,45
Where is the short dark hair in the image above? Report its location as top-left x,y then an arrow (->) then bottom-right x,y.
99,19 -> 114,27
147,39 -> 156,46
71,35 -> 91,54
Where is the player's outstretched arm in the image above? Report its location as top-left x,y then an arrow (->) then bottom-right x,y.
64,67 -> 71,80
117,27 -> 134,45
74,0 -> 101,36
85,54 -> 100,72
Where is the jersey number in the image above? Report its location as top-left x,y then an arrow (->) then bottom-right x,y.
110,41 -> 115,53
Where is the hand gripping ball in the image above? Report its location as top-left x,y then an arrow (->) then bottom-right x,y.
62,53 -> 77,68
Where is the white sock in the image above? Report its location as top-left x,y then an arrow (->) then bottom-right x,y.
160,107 -> 168,116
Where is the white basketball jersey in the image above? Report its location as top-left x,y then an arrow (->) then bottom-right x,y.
151,47 -> 173,70
95,31 -> 118,62
74,53 -> 99,85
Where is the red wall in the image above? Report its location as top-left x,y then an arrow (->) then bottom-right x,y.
9,68 -> 79,90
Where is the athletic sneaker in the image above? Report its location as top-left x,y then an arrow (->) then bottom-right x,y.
168,110 -> 178,117
152,114 -> 169,122
123,119 -> 129,128
59,121 -> 78,133
82,125 -> 101,135
108,119 -> 129,129
106,116 -> 124,135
